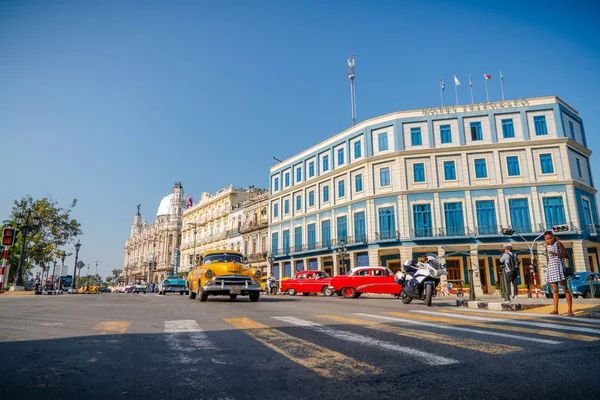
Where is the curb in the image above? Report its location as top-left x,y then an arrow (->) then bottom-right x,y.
456,299 -> 546,311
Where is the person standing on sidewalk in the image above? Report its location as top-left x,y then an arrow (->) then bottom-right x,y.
500,245 -> 519,299
544,231 -> 574,316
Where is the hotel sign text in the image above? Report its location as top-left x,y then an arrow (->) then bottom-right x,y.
422,99 -> 530,116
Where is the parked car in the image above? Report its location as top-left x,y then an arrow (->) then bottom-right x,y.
99,286 -> 111,293
328,266 -> 401,298
158,278 -> 188,295
131,283 -> 147,293
281,271 -> 332,296
540,272 -> 600,298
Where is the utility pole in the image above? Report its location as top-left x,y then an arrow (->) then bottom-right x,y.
93,260 -> 102,285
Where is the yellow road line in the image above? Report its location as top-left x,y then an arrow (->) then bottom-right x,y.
439,309 -> 600,328
384,312 -> 599,342
92,321 -> 130,335
316,315 -> 521,355
520,304 -> 598,316
224,318 -> 381,381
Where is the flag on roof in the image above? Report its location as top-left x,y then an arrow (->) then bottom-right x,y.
439,77 -> 445,91
499,69 -> 504,83
454,75 -> 460,86
484,73 -> 492,80
469,73 -> 472,88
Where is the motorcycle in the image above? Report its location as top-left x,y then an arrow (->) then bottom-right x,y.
396,253 -> 447,307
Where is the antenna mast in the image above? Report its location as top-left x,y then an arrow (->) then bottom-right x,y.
347,52 -> 356,126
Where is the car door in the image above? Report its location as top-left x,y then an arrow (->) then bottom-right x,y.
353,269 -> 373,293
294,272 -> 307,292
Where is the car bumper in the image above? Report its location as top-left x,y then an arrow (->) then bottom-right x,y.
162,287 -> 187,292
202,284 -> 262,295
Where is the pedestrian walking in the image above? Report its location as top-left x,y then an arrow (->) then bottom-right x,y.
500,245 -> 520,299
544,231 -> 574,316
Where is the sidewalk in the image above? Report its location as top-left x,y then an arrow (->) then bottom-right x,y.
457,294 -> 600,318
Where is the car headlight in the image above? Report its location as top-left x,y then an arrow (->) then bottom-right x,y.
205,270 -> 213,278
254,270 -> 262,278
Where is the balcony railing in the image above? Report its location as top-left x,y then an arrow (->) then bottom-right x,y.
538,222 -> 578,233
475,225 -> 502,236
247,252 -> 267,262
239,221 -> 268,234
586,224 -> 600,236
376,230 -> 400,241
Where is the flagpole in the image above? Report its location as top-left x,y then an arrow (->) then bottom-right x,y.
469,72 -> 474,104
484,76 -> 490,102
439,77 -> 444,107
499,69 -> 505,101
455,82 -> 458,105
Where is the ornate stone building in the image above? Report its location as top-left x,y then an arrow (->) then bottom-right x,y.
179,185 -> 257,273
239,190 -> 270,274
122,182 -> 185,284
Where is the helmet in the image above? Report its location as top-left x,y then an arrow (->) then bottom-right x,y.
403,259 -> 418,267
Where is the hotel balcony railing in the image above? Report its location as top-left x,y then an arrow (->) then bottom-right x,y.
226,228 -> 239,236
475,225 -> 502,236
239,221 -> 268,234
586,224 -> 600,236
538,222 -> 578,233
247,252 -> 267,262
375,230 -> 400,241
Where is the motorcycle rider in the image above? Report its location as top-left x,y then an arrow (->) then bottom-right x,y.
402,255 -> 441,298
266,273 -> 277,295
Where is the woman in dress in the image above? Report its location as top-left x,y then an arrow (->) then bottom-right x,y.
544,231 -> 573,316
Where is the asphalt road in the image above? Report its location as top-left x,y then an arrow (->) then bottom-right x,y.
1,292 -> 599,400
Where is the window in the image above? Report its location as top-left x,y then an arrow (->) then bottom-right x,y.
540,154 -> 554,174
323,155 -> 329,172
583,199 -> 593,228
337,216 -> 347,241
284,172 -> 290,187
444,161 -> 456,181
568,121 -> 575,139
380,167 -> 391,186
534,116 -> 548,136
294,226 -> 302,252
501,119 -> 515,138
507,156 -> 520,176
413,163 -> 425,183
321,220 -> 331,247
337,148 -> 344,166
543,197 -> 566,229
509,198 -> 531,233
378,207 -> 396,239
271,232 -> 279,255
413,204 -> 432,237
354,141 -> 362,158
296,168 -> 301,183
476,200 -> 497,235
470,122 -> 483,141
355,174 -> 363,192
282,230 -> 290,253
307,224 -> 316,250
308,161 -> 315,177
338,181 -> 345,197
273,204 -> 279,218
410,128 -> 422,146
444,202 -> 464,236
354,211 -> 366,242
296,195 -> 302,211
274,177 -> 279,191
440,125 -> 452,144
284,199 -> 289,215
474,159 -> 488,178
308,191 -> 315,207
576,158 -> 583,178
378,133 -> 389,150
323,186 -> 329,202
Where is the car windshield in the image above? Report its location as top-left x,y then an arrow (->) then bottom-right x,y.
315,272 -> 330,278
203,253 -> 244,265
166,279 -> 186,285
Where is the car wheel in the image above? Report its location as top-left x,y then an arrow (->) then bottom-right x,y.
342,287 -> 356,299
249,292 -> 260,302
180,292 -> 184,295
302,292 -> 310,296
323,287 -> 334,296
199,287 -> 208,302
188,287 -> 196,300
288,288 -> 296,296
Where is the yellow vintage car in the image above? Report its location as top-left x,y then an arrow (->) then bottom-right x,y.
187,250 -> 262,302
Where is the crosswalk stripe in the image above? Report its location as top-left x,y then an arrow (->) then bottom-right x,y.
92,321 -> 130,335
448,308 -> 600,326
316,314 -> 521,355
273,316 -> 458,366
441,309 -> 600,328
358,313 -> 561,345
224,318 -> 381,380
164,320 -> 216,352
412,310 -> 600,335
385,312 -> 598,342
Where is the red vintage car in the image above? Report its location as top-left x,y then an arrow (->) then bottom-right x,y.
281,270 -> 332,296
328,266 -> 401,298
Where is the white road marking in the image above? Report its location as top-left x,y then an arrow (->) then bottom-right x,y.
41,323 -> 63,326
164,320 -> 217,359
411,310 -> 600,335
272,316 -> 458,366
451,308 -> 600,324
354,313 -> 562,345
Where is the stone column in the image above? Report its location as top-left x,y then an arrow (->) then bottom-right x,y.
469,244 -> 484,297
537,243 -> 548,284
332,256 -> 339,277
317,257 -> 323,271
349,252 -> 356,270
572,240 -> 590,272
399,246 -> 413,265
367,248 -> 379,266
437,246 -> 448,288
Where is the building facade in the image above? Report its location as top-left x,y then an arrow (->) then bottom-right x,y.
179,185 -> 256,273
239,190 -> 270,273
122,182 -> 185,284
267,96 -> 599,296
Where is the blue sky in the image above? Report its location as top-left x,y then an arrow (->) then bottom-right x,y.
1,0 -> 599,278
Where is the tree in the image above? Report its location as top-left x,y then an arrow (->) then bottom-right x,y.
111,268 -> 122,281
2,195 -> 82,283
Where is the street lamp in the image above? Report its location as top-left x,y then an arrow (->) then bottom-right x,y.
187,223 -> 199,270
60,251 -> 67,291
501,227 -> 546,299
10,210 -> 41,290
51,258 -> 57,291
71,240 -> 81,292
337,239 -> 348,275
267,252 -> 275,275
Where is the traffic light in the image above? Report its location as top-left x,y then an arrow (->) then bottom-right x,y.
501,228 -> 515,236
552,224 -> 570,233
2,228 -> 17,246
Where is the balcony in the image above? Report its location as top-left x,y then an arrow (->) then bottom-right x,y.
586,224 -> 600,236
247,252 -> 267,262
239,221 -> 268,234
475,225 -> 502,236
538,222 -> 578,233
376,230 -> 400,241
226,228 -> 239,237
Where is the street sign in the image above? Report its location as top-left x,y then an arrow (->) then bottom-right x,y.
2,228 -> 17,246
77,260 -> 85,270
